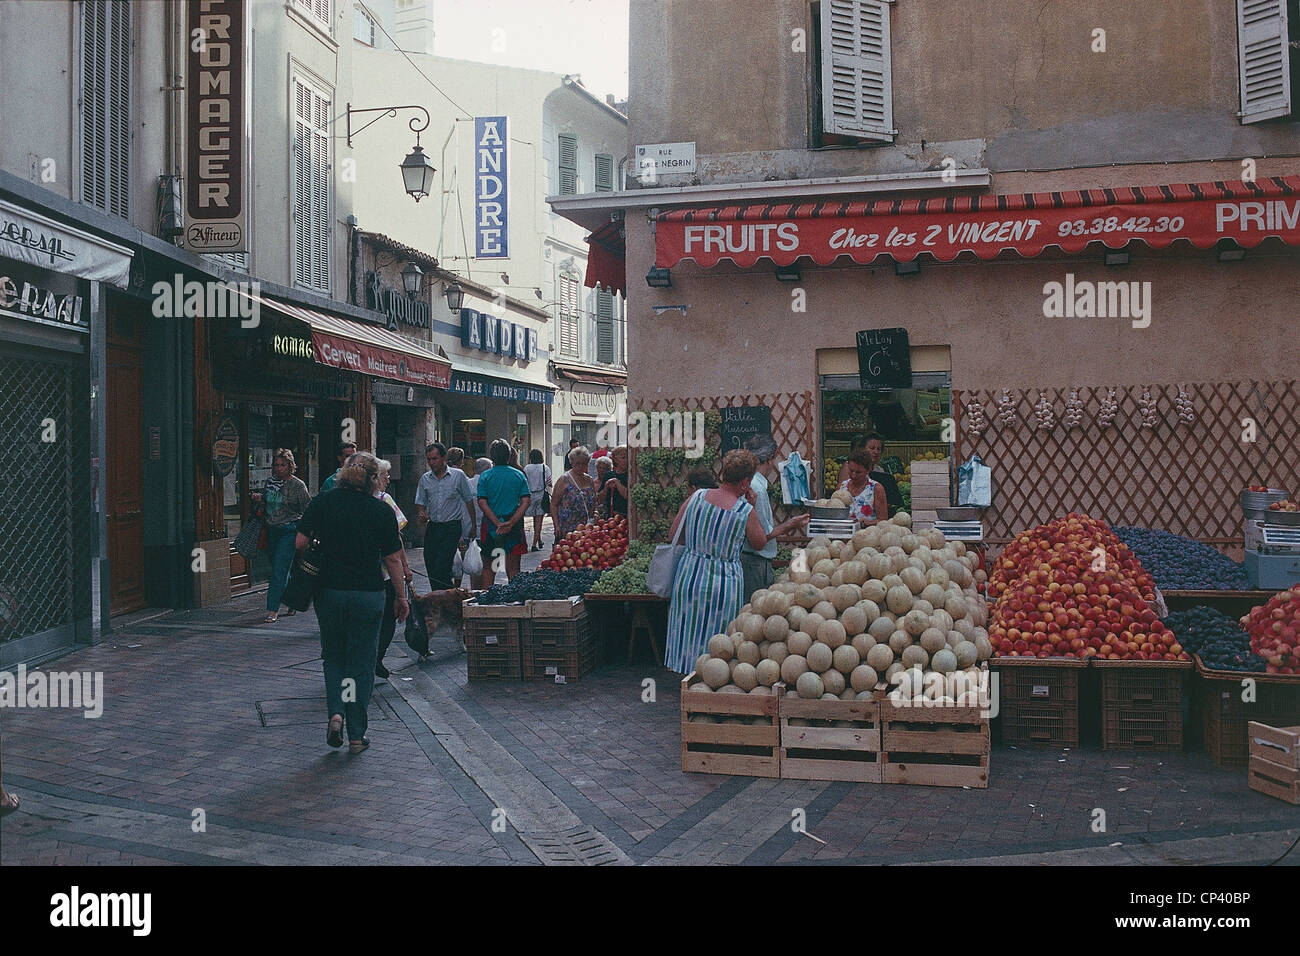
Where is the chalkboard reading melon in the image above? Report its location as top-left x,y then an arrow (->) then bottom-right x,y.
856,328 -> 911,389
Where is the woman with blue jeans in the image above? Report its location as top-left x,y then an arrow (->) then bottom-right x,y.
251,449 -> 311,624
296,452 -> 408,754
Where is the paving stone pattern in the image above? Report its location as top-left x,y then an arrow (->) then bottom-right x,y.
2,537 -> 1298,866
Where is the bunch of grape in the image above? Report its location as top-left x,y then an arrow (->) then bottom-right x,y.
590,563 -> 650,594
476,568 -> 603,605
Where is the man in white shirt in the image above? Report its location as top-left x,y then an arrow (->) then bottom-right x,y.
415,442 -> 475,590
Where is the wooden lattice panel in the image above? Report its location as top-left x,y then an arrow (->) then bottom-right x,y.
953,381 -> 1299,551
628,391 -> 813,538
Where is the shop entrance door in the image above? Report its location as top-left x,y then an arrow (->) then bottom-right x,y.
106,321 -> 146,615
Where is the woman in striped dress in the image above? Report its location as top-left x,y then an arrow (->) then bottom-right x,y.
664,451 -> 810,674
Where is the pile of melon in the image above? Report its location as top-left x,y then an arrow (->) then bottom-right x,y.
687,515 -> 992,716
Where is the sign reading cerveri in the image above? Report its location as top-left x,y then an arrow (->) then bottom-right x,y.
0,665 -> 103,718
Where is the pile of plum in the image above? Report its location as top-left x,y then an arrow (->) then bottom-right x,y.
1113,526 -> 1249,591
1165,605 -> 1264,671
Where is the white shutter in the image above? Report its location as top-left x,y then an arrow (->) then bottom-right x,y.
292,80 -> 311,287
312,89 -> 330,292
595,289 -> 615,364
820,0 -> 894,141
558,274 -> 579,356
558,133 -> 577,195
81,0 -> 131,219
1237,0 -> 1292,123
292,78 -> 331,292
594,153 -> 614,191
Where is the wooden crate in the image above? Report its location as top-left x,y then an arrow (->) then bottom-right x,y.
1195,656 -> 1300,766
1248,755 -> 1300,804
464,618 -> 523,681
522,611 -> 600,682
1248,722 -> 1300,770
880,699 -> 990,788
909,460 -> 951,475
1095,658 -> 1190,751
779,692 -> 883,782
462,599 -> 529,620
991,657 -> 1086,747
681,674 -> 780,778
528,595 -> 585,619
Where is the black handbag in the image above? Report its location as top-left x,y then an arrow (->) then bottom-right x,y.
402,582 -> 430,656
232,514 -> 264,558
282,538 -> 325,611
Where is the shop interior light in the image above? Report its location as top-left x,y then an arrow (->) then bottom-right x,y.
444,282 -> 465,312
1104,249 -> 1131,267
894,259 -> 921,277
401,262 -> 423,295
774,264 -> 801,282
645,267 -> 672,288
1216,240 -> 1246,263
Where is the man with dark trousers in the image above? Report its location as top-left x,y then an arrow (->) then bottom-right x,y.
414,442 -> 474,590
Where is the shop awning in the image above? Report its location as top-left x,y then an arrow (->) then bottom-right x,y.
449,369 -> 554,405
584,220 -> 625,296
550,361 -> 626,387
263,297 -> 452,389
655,176 -> 1300,268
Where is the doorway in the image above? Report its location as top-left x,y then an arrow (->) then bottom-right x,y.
106,311 -> 146,615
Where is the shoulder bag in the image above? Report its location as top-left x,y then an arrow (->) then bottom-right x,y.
403,582 -> 430,656
232,510 -> 264,558
647,492 -> 695,599
282,536 -> 325,611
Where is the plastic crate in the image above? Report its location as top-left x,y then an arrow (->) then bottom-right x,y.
1102,706 -> 1184,751
1100,664 -> 1188,708
522,613 -> 599,682
996,661 -> 1083,702
464,618 -> 522,681
999,700 -> 1081,748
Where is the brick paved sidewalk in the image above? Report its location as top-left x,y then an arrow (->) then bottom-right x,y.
2,538 -> 1298,865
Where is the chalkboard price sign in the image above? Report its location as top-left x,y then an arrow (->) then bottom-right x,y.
720,405 -> 774,459
857,327 -> 911,389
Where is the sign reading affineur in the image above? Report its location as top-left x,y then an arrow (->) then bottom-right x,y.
637,142 -> 696,182
185,0 -> 247,252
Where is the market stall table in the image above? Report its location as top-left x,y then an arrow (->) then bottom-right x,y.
583,593 -> 667,664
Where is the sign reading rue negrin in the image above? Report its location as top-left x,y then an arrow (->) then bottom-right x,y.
185,0 -> 247,252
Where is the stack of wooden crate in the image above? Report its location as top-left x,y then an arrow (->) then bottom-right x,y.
463,596 -> 600,682
908,459 -> 950,526
463,602 -> 527,680
1097,659 -> 1190,751
992,657 -> 1086,747
1248,722 -> 1300,804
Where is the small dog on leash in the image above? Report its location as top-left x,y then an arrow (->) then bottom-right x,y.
414,588 -> 471,631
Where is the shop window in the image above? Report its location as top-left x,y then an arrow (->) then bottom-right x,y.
594,153 -> 615,192
595,289 -> 616,364
558,132 -> 578,195
810,0 -> 895,145
80,0 -> 131,219
1236,0 -> 1297,123
558,273 -> 580,357
292,74 -> 332,293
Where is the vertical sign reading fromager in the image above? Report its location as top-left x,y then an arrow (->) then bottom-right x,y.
185,0 -> 247,252
475,116 -> 508,258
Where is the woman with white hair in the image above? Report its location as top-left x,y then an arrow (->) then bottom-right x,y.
296,452 -> 407,754
550,445 -> 597,539
373,457 -> 413,681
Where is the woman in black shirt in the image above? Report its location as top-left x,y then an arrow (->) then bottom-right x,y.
296,452 -> 408,754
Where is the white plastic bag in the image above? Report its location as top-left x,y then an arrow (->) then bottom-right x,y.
462,539 -> 484,576
452,546 -> 464,581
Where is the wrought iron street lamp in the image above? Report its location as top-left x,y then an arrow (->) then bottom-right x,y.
345,103 -> 435,202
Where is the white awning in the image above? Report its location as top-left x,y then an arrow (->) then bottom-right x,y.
0,199 -> 133,288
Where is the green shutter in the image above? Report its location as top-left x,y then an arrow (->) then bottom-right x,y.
558,133 -> 578,195
596,289 -> 615,364
594,153 -> 614,191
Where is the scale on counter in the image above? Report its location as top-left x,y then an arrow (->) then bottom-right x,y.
932,519 -> 984,542
1243,520 -> 1300,589
806,518 -> 856,540
1244,519 -> 1300,554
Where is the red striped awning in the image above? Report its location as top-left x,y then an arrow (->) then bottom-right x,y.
584,219 -> 625,296
655,176 -> 1300,269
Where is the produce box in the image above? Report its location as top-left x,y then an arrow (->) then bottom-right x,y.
462,598 -> 530,620
779,692 -> 883,782
909,460 -> 951,475
680,674 -> 780,778
1195,656 -> 1300,766
880,699 -> 990,788
464,618 -> 523,681
1247,723 -> 1300,804
1094,659 -> 1190,751
522,610 -> 600,682
528,595 -> 585,619
991,657 -> 1086,748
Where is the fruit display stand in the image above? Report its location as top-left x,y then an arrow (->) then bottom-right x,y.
880,698 -> 991,788
1093,658 -> 1192,751
778,690 -> 884,782
1194,655 -> 1300,766
990,657 -> 1087,747
1247,722 -> 1300,805
680,673 -> 781,778
462,600 -> 527,681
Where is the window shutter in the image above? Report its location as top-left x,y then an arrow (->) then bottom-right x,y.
595,289 -> 615,364
81,0 -> 131,219
291,78 -> 330,293
558,133 -> 578,195
312,89 -> 330,292
820,0 -> 894,142
292,80 -> 311,287
1237,0 -> 1292,123
558,274 -> 579,356
594,153 -> 614,191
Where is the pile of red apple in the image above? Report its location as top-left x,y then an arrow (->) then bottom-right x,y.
988,513 -> 1187,661
1240,585 -> 1300,674
541,515 -> 629,571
